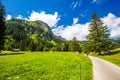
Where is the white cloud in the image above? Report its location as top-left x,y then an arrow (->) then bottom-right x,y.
28,11 -> 60,27
71,1 -> 82,10
73,2 -> 79,8
73,17 -> 78,25
5,11 -> 60,27
102,13 -> 120,38
52,18 -> 89,41
91,0 -> 106,4
80,14 -> 85,17
92,0 -> 97,3
6,14 -> 12,20
53,13 -> 120,41
80,9 -> 89,18
16,15 -> 24,19
5,12 -> 120,41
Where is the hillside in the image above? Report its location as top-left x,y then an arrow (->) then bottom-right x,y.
5,19 -> 82,52
5,19 -> 62,51
6,19 -> 54,40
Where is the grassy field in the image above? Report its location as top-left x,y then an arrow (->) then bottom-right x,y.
0,52 -> 92,80
94,48 -> 120,67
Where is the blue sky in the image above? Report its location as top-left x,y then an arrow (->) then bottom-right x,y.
2,0 -> 120,40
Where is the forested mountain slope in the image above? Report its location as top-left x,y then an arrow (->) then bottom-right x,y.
5,19 -> 61,51
5,19 -> 82,52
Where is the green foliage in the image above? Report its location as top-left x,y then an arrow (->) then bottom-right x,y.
5,19 -> 58,51
0,52 -> 92,80
50,40 -> 56,46
115,38 -> 120,48
4,36 -> 15,50
118,38 -> 120,44
28,40 -> 36,51
4,19 -> 85,52
5,19 -> 83,52
68,37 -> 82,52
35,43 -> 43,51
30,34 -> 38,43
0,3 -> 5,51
43,47 -> 49,51
86,13 -> 113,54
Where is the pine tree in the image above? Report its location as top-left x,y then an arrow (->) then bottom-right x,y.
0,2 -> 5,52
86,13 -> 110,55
69,37 -> 79,52
28,40 -> 36,51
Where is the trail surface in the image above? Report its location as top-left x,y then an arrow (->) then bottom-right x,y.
89,56 -> 120,80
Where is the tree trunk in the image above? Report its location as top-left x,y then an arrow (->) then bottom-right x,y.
98,51 -> 101,55
86,52 -> 90,56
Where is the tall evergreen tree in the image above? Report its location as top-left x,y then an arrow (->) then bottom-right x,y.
69,37 -> 79,52
86,13 -> 110,55
0,2 -> 5,52
28,40 -> 36,51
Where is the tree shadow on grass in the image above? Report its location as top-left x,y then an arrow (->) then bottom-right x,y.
100,50 -> 120,56
0,52 -> 25,56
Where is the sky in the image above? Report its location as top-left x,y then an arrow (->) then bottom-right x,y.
2,0 -> 120,40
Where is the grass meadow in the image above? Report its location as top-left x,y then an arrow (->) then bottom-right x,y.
94,48 -> 120,67
0,52 -> 92,80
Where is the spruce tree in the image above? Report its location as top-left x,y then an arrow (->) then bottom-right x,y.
86,13 -> 110,55
69,37 -> 79,52
0,2 -> 5,52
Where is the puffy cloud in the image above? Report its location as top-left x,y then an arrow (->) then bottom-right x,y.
5,11 -> 60,27
6,14 -> 12,20
28,11 -> 60,27
16,15 -> 24,19
5,12 -> 120,41
53,13 -> 120,41
52,18 -> 89,41
73,17 -> 78,25
102,13 -> 120,38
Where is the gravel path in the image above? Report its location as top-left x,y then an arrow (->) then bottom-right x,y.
89,56 -> 120,80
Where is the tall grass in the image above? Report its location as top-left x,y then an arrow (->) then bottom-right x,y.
0,52 -> 92,80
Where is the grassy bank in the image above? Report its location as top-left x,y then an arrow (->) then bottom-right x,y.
94,48 -> 120,67
0,52 -> 92,80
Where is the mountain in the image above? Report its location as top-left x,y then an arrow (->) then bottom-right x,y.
55,36 -> 66,41
6,19 -> 55,40
4,19 -> 82,52
5,19 -> 63,51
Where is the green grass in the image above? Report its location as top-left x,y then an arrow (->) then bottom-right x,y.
50,40 -> 57,46
93,48 -> 120,67
30,34 -> 38,43
0,52 -> 92,80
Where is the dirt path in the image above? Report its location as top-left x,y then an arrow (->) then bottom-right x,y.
89,56 -> 120,80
